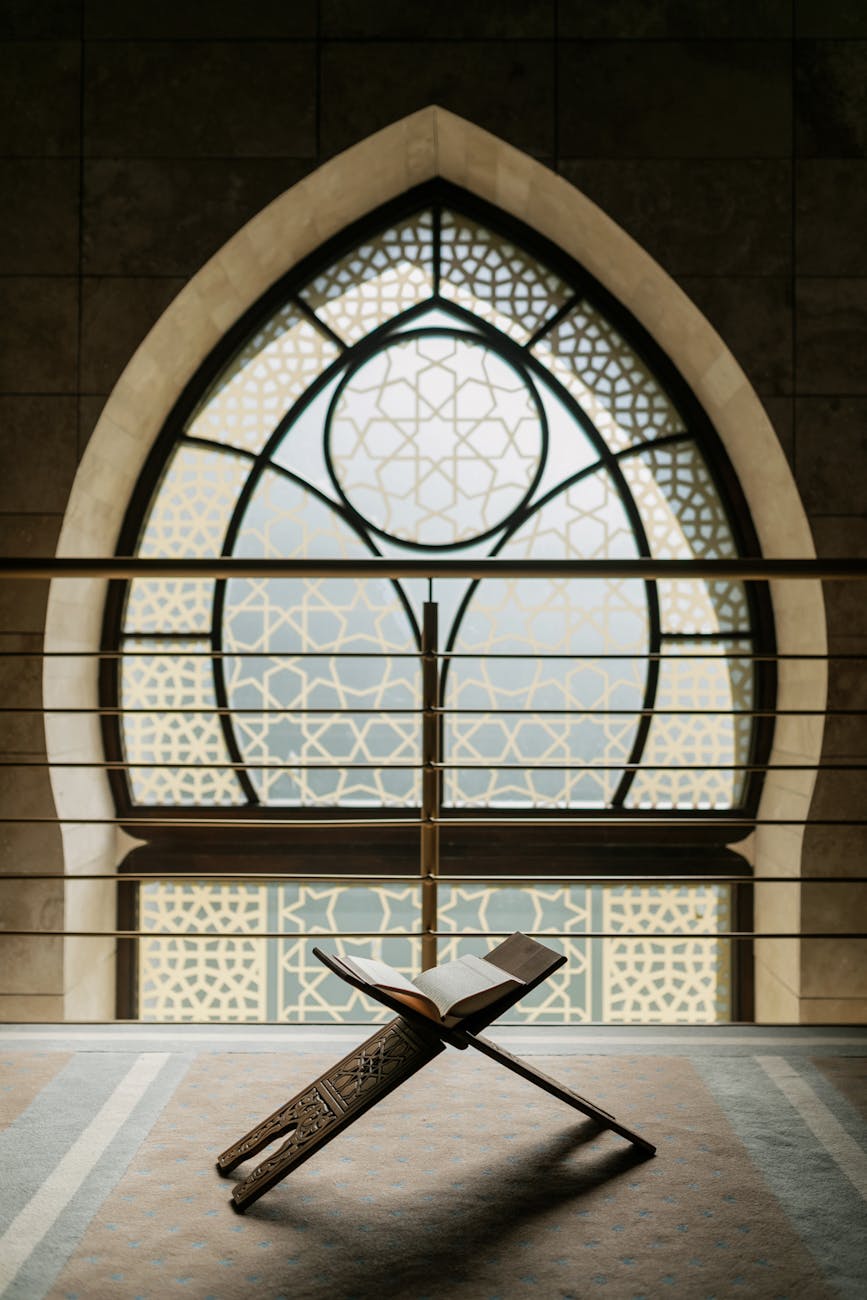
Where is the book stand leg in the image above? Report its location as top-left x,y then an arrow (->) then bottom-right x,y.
216,1017 -> 443,1212
463,1032 -> 656,1157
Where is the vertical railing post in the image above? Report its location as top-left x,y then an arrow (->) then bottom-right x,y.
420,600 -> 440,970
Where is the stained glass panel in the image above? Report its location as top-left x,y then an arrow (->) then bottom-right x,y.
444,469 -> 647,807
532,300 -> 685,453
120,639 -> 243,805
224,470 -> 420,805
118,195 -> 764,1026
626,642 -> 754,809
138,880 -> 732,1023
300,212 -> 434,344
602,884 -> 731,1022
329,333 -> 544,546
187,304 -> 340,454
124,444 -> 248,635
439,210 -> 571,343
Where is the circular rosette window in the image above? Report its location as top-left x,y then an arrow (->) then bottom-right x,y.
326,330 -> 546,547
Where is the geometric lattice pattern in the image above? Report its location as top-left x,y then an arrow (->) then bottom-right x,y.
120,639 -> 243,805
627,643 -> 754,810
602,884 -> 731,1022
222,470 -> 420,805
330,334 -> 543,546
124,444 -> 248,636
300,213 -> 434,345
620,441 -> 749,635
532,300 -> 685,453
138,880 -> 732,1023
443,572 -> 647,806
118,201 -> 761,814
439,210 -> 571,343
187,304 -> 340,455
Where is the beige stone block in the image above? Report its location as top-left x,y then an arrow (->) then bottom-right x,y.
801,938 -> 867,998
0,821 -> 62,874
44,579 -> 108,647
754,881 -> 800,934
799,997 -> 867,1025
762,762 -> 818,806
0,764 -> 58,822
0,993 -> 64,1021
802,881 -> 867,934
64,938 -> 116,1021
802,823 -> 867,875
64,934 -> 115,999
0,934 -> 61,993
808,768 -> 865,820
756,779 -> 812,826
64,877 -> 116,933
0,635 -> 46,754
56,822 -> 115,877
753,825 -> 806,876
0,877 -> 63,931
753,954 -> 800,1022
754,936 -> 801,999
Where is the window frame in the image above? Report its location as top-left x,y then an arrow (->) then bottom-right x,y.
105,180 -> 772,1019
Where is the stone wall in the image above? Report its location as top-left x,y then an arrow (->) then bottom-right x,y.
1,2 -> 864,1020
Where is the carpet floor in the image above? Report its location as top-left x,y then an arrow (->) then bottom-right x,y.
0,1030 -> 865,1299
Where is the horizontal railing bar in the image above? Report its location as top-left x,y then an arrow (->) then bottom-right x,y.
3,1019 -> 821,1028
5,874 -> 863,885
3,930 -> 864,940
3,759 -> 863,773
1,558 -> 864,579
9,650 -> 863,661
10,707 -> 867,717
0,817 -> 420,828
0,816 -> 864,827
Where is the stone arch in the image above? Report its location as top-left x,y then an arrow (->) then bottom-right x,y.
44,106 -> 824,1020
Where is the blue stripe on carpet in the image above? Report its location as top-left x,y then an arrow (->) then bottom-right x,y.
695,1054 -> 867,1299
0,1051 -> 191,1300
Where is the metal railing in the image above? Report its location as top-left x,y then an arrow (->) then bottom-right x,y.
0,556 -> 865,1023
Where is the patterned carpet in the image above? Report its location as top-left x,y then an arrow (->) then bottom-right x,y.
0,1029 -> 865,1299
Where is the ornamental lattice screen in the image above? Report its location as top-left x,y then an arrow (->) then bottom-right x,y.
138,881 -> 731,1024
109,185 -> 769,1023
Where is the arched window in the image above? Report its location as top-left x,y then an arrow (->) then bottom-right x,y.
106,182 -> 773,1024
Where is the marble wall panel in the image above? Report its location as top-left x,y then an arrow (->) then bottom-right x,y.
85,0 -> 317,39
795,280 -> 867,394
0,41 -> 79,155
557,40 -> 791,157
0,0 -> 81,39
321,41 -> 554,159
0,935 -> 61,993
0,281 -> 78,394
795,398 -> 867,515
797,161 -> 867,276
83,157 -> 313,278
796,41 -> 867,156
0,160 -> 79,275
559,158 -> 791,277
84,41 -> 316,158
322,0 -> 554,38
559,0 -> 791,39
797,3 -> 867,38
676,276 -> 793,396
80,276 -> 188,396
0,398 -> 78,512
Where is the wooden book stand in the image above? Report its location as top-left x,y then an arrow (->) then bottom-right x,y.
217,933 -> 656,1212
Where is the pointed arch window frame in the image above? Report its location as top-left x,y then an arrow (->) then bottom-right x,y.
101,179 -> 776,863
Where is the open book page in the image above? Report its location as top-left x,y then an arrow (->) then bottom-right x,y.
336,954 -> 420,999
413,954 -> 524,1021
334,951 -> 524,1023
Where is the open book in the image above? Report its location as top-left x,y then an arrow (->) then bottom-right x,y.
333,952 -> 526,1025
